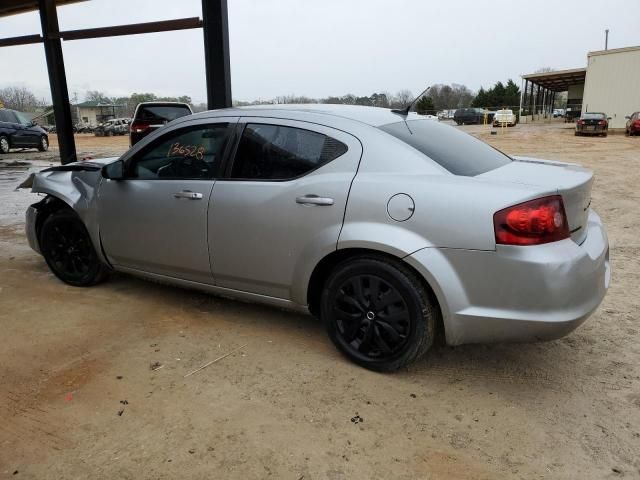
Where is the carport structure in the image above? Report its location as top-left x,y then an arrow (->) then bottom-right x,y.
0,0 -> 232,164
520,67 -> 587,120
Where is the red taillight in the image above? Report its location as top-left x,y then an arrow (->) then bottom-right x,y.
494,195 -> 570,246
598,120 -> 606,125
634,120 -> 640,127
130,121 -> 151,133
576,120 -> 584,125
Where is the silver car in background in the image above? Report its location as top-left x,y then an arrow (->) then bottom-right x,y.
25,105 -> 610,371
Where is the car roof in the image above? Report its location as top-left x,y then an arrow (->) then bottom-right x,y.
190,104 -> 419,127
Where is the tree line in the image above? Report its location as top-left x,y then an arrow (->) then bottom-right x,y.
0,80 -> 523,122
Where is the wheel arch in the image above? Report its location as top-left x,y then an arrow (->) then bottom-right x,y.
306,247 -> 445,338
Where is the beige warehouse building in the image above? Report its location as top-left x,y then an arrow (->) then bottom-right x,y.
583,46 -> 640,129
521,45 -> 640,130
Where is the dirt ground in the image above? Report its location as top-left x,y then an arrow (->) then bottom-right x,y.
0,124 -> 639,479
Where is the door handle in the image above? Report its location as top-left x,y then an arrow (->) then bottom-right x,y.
174,190 -> 203,200
295,195 -> 334,206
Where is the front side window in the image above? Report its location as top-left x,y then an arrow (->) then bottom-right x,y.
230,124 -> 347,180
130,124 -> 230,180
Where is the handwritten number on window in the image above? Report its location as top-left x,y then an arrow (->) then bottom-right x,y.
167,142 -> 205,161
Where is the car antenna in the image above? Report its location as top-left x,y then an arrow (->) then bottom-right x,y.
391,86 -> 432,116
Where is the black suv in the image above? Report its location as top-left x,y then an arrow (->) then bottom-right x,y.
130,102 -> 192,146
453,108 -> 487,125
0,108 -> 49,153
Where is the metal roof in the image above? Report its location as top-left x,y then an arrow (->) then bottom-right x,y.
521,67 -> 587,92
0,0 -> 85,18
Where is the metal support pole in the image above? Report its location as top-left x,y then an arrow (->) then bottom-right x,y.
519,79 -> 526,123
38,0 -> 76,164
202,0 -> 232,109
536,84 -> 541,120
528,81 -> 534,123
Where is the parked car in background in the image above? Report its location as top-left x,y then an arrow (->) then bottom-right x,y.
553,109 -> 565,118
575,113 -> 610,137
130,102 -> 193,146
0,108 -> 49,153
25,104 -> 609,371
625,112 -> 640,136
95,118 -> 129,137
492,109 -> 517,127
453,108 -> 486,125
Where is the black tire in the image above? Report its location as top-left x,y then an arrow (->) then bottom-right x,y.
40,209 -> 108,287
0,135 -> 9,154
38,136 -> 48,152
321,256 -> 436,372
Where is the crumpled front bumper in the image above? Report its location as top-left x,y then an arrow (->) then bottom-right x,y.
25,205 -> 41,254
405,210 -> 610,346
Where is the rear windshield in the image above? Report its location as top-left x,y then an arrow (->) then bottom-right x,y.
136,104 -> 191,123
379,119 -> 512,176
583,113 -> 606,119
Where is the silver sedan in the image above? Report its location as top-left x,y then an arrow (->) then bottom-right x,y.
25,105 -> 610,371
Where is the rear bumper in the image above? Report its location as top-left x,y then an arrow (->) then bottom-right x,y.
405,210 -> 610,346
576,126 -> 607,135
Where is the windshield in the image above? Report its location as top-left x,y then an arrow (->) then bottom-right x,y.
379,119 -> 512,176
13,110 -> 31,125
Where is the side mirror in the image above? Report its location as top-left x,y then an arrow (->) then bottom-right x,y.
607,117 -> 612,120
625,116 -> 631,119
102,160 -> 125,180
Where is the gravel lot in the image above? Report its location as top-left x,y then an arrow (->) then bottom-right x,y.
1,123 -> 639,479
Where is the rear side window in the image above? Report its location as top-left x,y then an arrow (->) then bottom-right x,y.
0,110 -> 16,123
380,120 -> 511,176
230,124 -> 348,180
135,105 -> 192,123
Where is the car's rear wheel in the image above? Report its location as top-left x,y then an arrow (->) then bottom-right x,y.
40,210 -> 108,287
321,256 -> 436,372
38,136 -> 48,152
0,135 -> 9,154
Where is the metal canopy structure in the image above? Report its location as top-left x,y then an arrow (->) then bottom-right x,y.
521,67 -> 587,92
520,67 -> 587,120
0,0 -> 232,164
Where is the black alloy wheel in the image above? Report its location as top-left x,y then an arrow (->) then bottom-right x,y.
40,210 -> 108,286
322,256 -> 436,372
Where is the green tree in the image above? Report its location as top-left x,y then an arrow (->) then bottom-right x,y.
415,96 -> 435,115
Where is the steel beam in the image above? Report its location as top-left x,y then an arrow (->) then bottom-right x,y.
0,33 -> 42,47
38,0 -> 76,164
202,0 -> 231,109
61,17 -> 202,41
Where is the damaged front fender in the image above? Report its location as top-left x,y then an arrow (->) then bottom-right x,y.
27,157 -> 120,264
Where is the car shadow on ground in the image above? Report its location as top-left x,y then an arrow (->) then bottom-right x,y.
102,270 -> 584,391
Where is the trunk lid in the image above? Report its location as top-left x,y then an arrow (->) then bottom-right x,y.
479,157 -> 593,244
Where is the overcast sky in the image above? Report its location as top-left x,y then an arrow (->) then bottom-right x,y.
1,0 -> 638,104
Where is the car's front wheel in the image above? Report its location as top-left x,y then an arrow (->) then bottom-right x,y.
0,135 -> 10,154
40,210 -> 109,287
38,136 -> 48,152
321,256 -> 436,372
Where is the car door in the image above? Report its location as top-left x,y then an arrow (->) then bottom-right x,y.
10,110 -> 39,146
5,110 -> 27,146
208,118 -> 362,301
98,119 -> 237,284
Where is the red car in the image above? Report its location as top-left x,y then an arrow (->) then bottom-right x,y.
575,112 -> 610,137
625,112 -> 640,136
